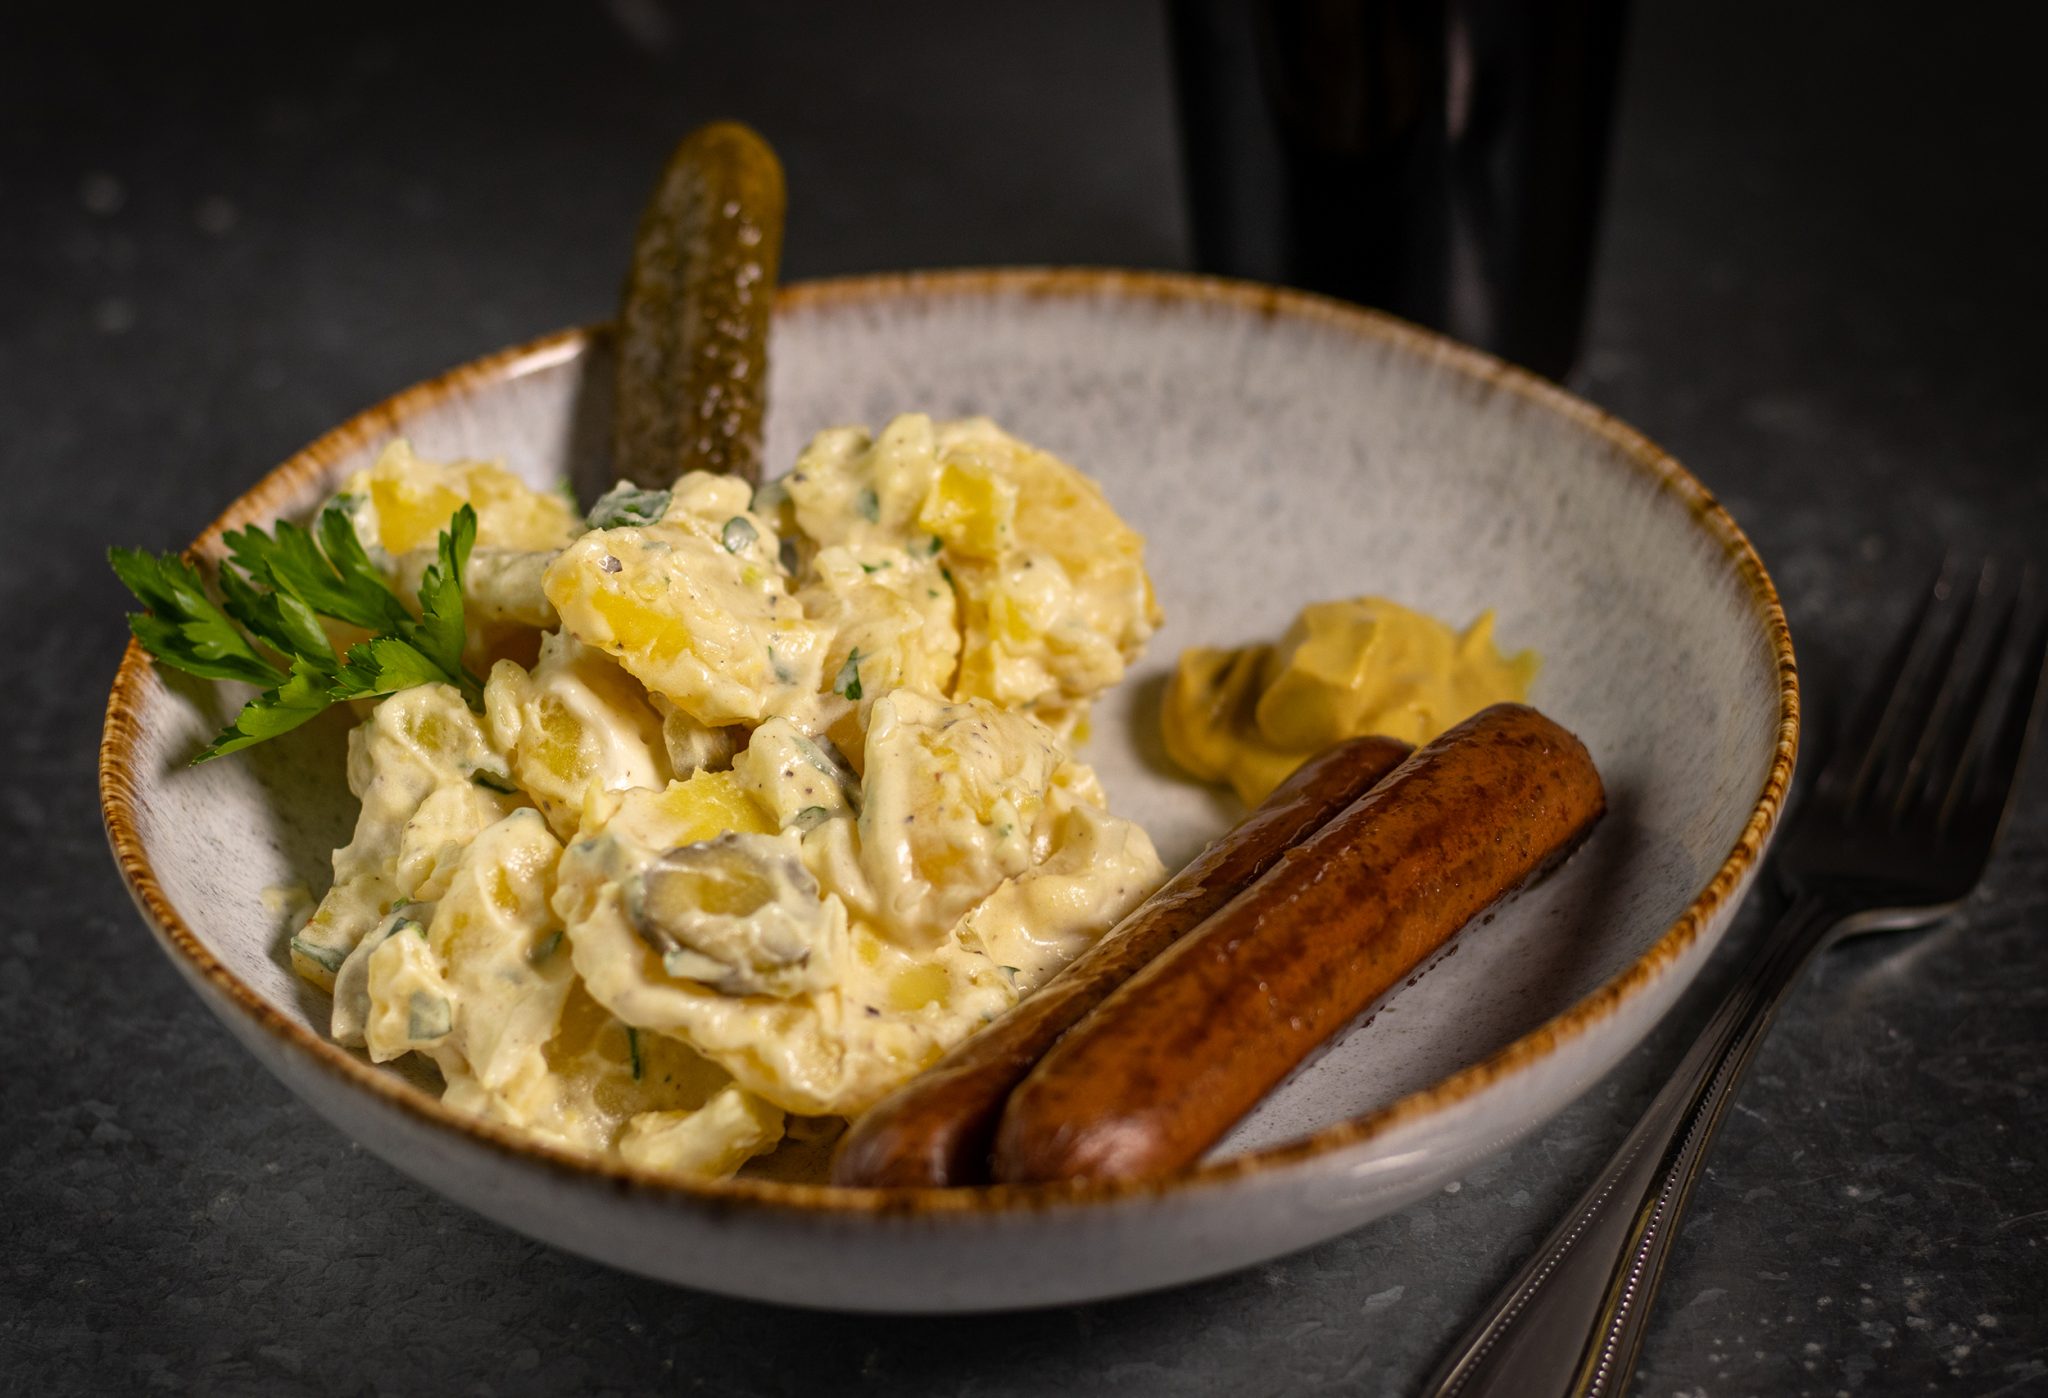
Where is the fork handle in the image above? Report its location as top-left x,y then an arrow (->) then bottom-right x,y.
1423,892 -> 1845,1398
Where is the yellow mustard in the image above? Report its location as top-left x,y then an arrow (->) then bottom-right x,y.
1161,596 -> 1539,804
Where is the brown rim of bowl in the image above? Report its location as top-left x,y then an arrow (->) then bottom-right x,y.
99,266 -> 1799,1219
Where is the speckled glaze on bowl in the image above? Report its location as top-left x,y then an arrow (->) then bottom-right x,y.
100,269 -> 1796,1312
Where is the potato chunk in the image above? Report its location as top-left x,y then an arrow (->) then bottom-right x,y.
289,684 -> 518,989
344,437 -> 579,555
485,632 -> 672,838
544,476 -> 828,726
855,690 -> 1070,947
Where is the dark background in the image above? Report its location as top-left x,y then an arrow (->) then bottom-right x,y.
5,3 -> 2045,1394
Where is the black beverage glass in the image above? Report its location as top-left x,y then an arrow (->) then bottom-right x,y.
1168,0 -> 1628,381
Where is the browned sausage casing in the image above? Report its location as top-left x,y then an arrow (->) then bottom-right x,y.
992,703 -> 1605,1185
830,735 -> 1414,1188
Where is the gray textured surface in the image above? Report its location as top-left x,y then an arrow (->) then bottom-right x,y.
3,2 -> 2043,1394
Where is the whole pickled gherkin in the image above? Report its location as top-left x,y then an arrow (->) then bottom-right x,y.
606,121 -> 786,496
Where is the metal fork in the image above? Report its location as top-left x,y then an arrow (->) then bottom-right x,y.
1424,560 -> 2048,1398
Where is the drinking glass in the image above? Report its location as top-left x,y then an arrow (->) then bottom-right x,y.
1168,0 -> 1629,381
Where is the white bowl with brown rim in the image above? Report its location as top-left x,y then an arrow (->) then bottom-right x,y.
100,269 -> 1797,1312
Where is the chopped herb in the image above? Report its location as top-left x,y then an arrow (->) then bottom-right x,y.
407,991 -> 452,1041
112,502 -> 482,762
926,589 -> 940,599
768,644 -> 795,684
585,483 -> 670,529
470,768 -> 519,795
288,935 -> 346,975
626,1026 -> 643,1081
834,648 -> 864,702
395,918 -> 426,940
788,732 -> 862,811
720,516 -> 758,553
924,534 -> 944,557
792,805 -> 831,832
529,930 -> 563,964
859,559 -> 890,574
939,564 -> 956,590
855,487 -> 880,523
751,478 -> 788,513
995,823 -> 1013,839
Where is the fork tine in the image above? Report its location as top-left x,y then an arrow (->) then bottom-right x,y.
1897,567 -> 2017,819
1818,556 -> 1952,803
1841,559 -> 1965,811
1889,561 -> 1998,818
1942,580 -> 2048,833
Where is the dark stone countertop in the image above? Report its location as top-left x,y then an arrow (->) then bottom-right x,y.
3,3 -> 2042,1394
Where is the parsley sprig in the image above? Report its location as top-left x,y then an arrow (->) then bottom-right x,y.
110,501 -> 482,762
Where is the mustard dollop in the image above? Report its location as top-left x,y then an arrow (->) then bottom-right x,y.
1161,596 -> 1539,804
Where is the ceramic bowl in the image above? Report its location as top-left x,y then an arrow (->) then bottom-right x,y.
101,269 -> 1796,1312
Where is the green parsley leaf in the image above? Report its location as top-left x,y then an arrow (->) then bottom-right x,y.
317,504 -> 416,631
217,565 -> 335,672
108,547 -> 285,687
200,656 -> 337,761
330,636 -> 453,703
223,508 -> 412,635
855,487 -> 880,523
411,503 -> 477,682
835,648 -> 864,702
116,502 -> 485,763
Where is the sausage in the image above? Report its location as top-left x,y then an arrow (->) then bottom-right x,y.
992,703 -> 1604,1185
830,734 -> 1414,1188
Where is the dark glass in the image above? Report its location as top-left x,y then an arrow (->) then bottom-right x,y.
1168,0 -> 1628,381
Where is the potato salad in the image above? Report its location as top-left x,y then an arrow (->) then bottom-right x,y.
283,415 -> 1164,1181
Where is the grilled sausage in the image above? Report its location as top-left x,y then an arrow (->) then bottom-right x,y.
830,735 -> 1414,1187
992,703 -> 1604,1185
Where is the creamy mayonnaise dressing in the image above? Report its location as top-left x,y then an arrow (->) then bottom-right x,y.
291,419 -> 1162,1180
